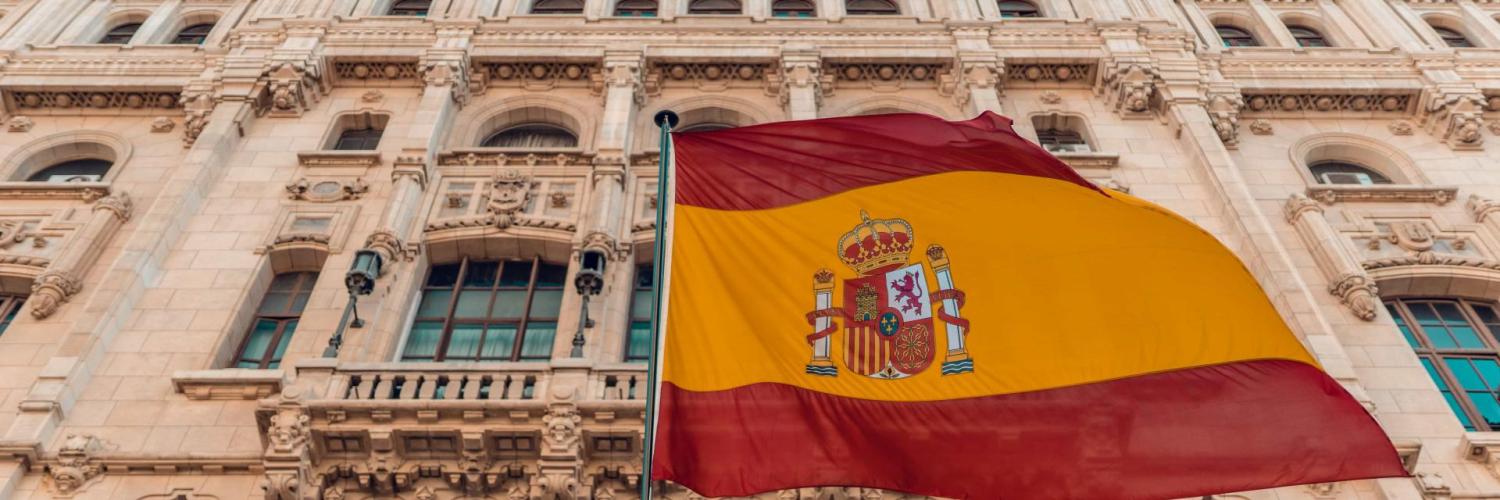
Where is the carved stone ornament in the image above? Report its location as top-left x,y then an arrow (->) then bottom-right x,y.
182,92 -> 214,148
1248,119 -> 1272,135
0,220 -> 27,249
542,403 -> 581,456
489,170 -> 535,229
581,231 -> 630,262
549,192 -> 570,209
1470,194 -> 1500,223
1207,92 -> 1245,147
414,486 -> 438,500
1328,273 -> 1380,321
93,191 -> 134,221
7,115 -> 33,132
1305,482 -> 1341,500
1429,91 -> 1487,150
30,270 -> 81,319
1040,91 -> 1061,104
150,116 -> 175,133
1105,63 -> 1159,118
422,60 -> 471,107
285,177 -> 369,202
944,60 -> 1001,110
531,471 -> 579,500
1389,120 -> 1415,136
1416,471 -> 1451,497
267,408 -> 310,455
45,434 -> 103,497
773,57 -> 822,107
260,62 -> 321,117
364,229 -> 407,265
361,90 -> 384,103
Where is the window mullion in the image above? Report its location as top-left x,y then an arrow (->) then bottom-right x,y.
513,256 -> 542,361
436,258 -> 469,362
261,319 -> 291,369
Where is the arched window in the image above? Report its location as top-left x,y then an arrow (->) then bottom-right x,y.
388,0 -> 430,16
1309,161 -> 1391,185
626,264 -> 654,362
998,0 -> 1040,18
1433,26 -> 1474,48
678,123 -> 735,133
1287,25 -> 1330,47
334,127 -> 384,151
615,0 -> 658,16
403,258 -> 568,362
772,0 -> 815,17
1037,128 -> 1089,153
26,159 -> 112,183
1387,298 -> 1500,431
1215,25 -> 1258,47
533,0 -> 585,14
98,23 -> 141,44
236,272 -> 318,369
171,23 -> 215,45
688,0 -> 741,15
0,294 -> 23,337
482,124 -> 579,148
846,0 -> 898,15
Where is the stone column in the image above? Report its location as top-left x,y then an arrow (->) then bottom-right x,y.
1385,0 -> 1445,50
1469,194 -> 1500,239
51,0 -> 111,45
1340,0 -> 1424,50
779,46 -> 822,121
1455,0 -> 1500,48
1284,194 -> 1380,322
1247,0 -> 1298,47
1175,1 -> 1222,53
1316,0 -> 1374,48
27,193 -> 133,319
131,0 -> 184,44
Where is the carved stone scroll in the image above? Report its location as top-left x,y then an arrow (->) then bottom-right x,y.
1283,194 -> 1379,321
30,192 -> 132,319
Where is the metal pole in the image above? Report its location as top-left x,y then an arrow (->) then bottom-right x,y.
641,109 -> 677,499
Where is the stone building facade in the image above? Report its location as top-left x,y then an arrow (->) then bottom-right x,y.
0,0 -> 1497,498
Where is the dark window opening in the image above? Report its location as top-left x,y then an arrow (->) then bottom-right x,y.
1287,25 -> 1330,47
1036,128 -> 1090,154
98,23 -> 141,44
1309,161 -> 1392,186
846,0 -> 898,15
626,264 -> 654,362
615,0 -> 659,16
688,0 -> 741,15
26,159 -> 112,183
389,0 -> 431,16
533,0 -> 586,14
334,127 -> 384,151
998,0 -> 1040,18
403,257 -> 568,362
171,23 -> 215,45
1215,25 -> 1259,47
481,124 -> 579,148
0,295 -> 23,336
1434,26 -> 1475,48
772,0 -> 815,17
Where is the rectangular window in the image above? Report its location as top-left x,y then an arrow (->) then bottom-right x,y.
1390,298 -> 1500,431
333,127 -> 384,151
235,272 -> 317,369
403,257 -> 568,362
0,295 -> 23,336
626,264 -> 654,362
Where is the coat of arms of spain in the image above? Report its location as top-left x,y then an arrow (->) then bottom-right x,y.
805,211 -> 972,379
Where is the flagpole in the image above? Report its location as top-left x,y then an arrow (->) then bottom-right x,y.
641,110 -> 678,500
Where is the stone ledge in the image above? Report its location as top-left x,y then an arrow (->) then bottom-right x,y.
1054,151 -> 1119,171
1305,185 -> 1459,205
172,369 -> 287,400
296,150 -> 382,171
0,182 -> 109,202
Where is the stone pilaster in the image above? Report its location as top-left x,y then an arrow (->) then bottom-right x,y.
28,193 -> 132,319
946,26 -> 1002,117
1284,194 -> 1380,322
777,46 -> 822,121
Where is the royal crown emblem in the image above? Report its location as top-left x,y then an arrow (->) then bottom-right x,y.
805,211 -> 972,379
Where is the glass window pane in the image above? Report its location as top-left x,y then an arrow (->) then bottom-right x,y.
520,323 -> 556,359
1446,357 -> 1487,390
1453,326 -> 1486,349
403,321 -> 443,360
632,290 -> 653,320
240,319 -> 278,365
528,290 -> 563,318
464,261 -> 499,288
445,325 -> 483,360
418,290 -> 453,317
268,320 -> 297,368
1475,359 -> 1500,388
289,290 -> 311,315
1436,302 -> 1469,322
535,263 -> 568,287
454,291 -> 493,318
427,263 -> 461,287
259,292 -> 292,315
482,325 -> 518,359
628,322 -> 652,361
1472,393 -> 1500,429
1475,304 -> 1499,325
490,290 -> 529,318
1445,392 -> 1477,430
1412,303 -> 1442,325
270,273 -> 302,291
500,261 -> 533,287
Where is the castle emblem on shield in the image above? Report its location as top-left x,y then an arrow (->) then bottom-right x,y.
805,211 -> 972,378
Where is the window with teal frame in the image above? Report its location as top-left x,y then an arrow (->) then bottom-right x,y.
235,272 -> 318,369
1389,298 -> 1500,431
625,264 -> 654,362
404,257 -> 567,362
0,295 -> 23,336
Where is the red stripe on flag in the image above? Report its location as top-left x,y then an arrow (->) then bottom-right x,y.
653,359 -> 1406,499
672,112 -> 1101,211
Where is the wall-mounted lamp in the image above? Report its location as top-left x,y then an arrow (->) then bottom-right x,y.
325,249 -> 384,357
570,248 -> 608,358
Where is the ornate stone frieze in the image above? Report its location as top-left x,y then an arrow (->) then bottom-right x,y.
648,62 -> 771,92
477,61 -> 597,92
437,151 -> 591,168
285,178 -> 370,202
6,90 -> 181,113
1241,92 -> 1414,114
333,60 -> 422,85
1305,185 -> 1458,205
825,62 -> 946,90
260,397 -> 312,500
44,434 -> 103,497
1004,61 -> 1094,86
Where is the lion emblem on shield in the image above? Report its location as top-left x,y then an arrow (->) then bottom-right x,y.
805,211 -> 972,379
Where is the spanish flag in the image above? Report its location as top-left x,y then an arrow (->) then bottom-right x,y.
649,112 -> 1405,499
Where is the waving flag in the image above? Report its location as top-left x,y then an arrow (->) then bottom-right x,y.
646,112 -> 1405,499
